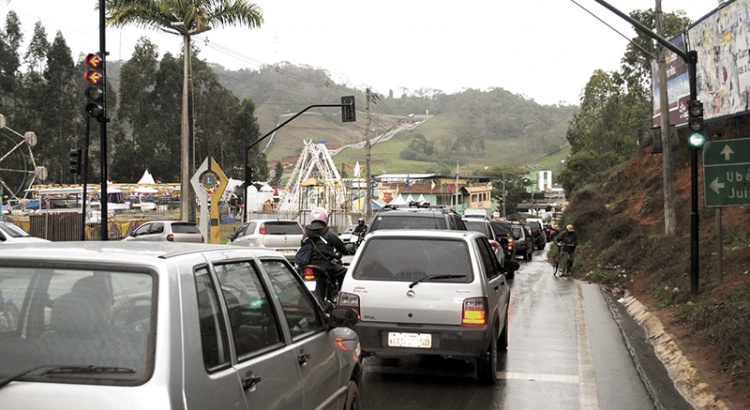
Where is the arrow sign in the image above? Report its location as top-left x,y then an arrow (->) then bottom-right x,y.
709,177 -> 725,194
703,139 -> 750,207
720,145 -> 734,161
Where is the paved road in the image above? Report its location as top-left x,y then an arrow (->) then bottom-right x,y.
359,244 -> 693,409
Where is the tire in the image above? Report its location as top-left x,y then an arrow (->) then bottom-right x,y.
552,259 -> 560,276
523,249 -> 530,260
476,331 -> 498,384
344,380 -> 360,410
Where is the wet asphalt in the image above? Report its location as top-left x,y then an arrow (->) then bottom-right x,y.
359,244 -> 693,409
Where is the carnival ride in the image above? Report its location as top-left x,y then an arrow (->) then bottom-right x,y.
277,140 -> 347,219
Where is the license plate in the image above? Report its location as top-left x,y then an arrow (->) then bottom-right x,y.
388,332 -> 432,348
280,249 -> 296,255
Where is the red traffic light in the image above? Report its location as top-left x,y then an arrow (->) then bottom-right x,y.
84,53 -> 102,69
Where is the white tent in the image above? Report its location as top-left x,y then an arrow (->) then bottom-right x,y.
390,194 -> 407,205
136,170 -> 155,185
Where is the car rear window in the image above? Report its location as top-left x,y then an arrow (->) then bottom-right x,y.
369,215 -> 448,232
261,221 -> 303,235
491,222 -> 511,236
512,227 -> 524,239
172,223 -> 201,234
352,237 -> 472,283
464,220 -> 492,238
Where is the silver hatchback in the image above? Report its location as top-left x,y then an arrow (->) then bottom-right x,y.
338,230 -> 511,383
227,219 -> 304,260
0,242 -> 361,409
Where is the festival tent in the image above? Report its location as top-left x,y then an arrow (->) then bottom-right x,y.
136,170 -> 155,185
390,194 -> 407,205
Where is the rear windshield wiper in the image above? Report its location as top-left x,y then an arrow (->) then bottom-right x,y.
0,365 -> 136,388
409,274 -> 467,288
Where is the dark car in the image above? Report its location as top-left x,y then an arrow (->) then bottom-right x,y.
524,219 -> 546,250
489,220 -> 521,274
462,219 -> 510,275
511,222 -> 534,260
366,201 -> 467,234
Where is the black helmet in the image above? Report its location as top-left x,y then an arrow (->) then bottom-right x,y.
358,217 -> 365,224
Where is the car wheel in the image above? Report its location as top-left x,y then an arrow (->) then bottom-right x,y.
476,330 -> 498,384
344,380 -> 361,410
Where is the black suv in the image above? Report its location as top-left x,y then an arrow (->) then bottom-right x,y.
367,201 -> 467,234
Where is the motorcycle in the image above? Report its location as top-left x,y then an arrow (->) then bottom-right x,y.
300,261 -> 342,311
344,231 -> 365,255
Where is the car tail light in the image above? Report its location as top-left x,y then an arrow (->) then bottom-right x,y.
508,237 -> 514,251
462,297 -> 487,325
302,267 -> 316,281
338,292 -> 361,319
166,233 -> 174,242
259,224 -> 266,235
490,241 -> 501,253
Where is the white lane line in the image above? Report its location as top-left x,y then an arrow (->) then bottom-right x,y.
497,371 -> 580,384
577,283 -> 599,410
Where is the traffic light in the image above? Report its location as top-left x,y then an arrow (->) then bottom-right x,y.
69,148 -> 82,174
341,96 -> 356,122
687,100 -> 705,148
244,165 -> 253,185
83,52 -> 105,122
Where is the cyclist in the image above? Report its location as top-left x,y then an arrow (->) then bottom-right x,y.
301,207 -> 348,283
554,224 -> 578,274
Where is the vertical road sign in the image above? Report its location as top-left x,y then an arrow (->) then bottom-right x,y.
703,139 -> 750,207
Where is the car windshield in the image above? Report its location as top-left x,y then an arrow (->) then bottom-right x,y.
0,223 -> 29,238
352,237 -> 472,283
0,267 -> 155,385
369,215 -> 447,232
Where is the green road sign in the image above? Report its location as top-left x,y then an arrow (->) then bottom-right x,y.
703,139 -> 750,207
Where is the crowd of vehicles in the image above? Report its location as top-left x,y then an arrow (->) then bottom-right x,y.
0,203 -> 551,406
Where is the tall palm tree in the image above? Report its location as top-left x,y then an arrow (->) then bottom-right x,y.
105,0 -> 263,222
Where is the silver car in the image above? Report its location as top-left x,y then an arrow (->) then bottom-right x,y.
227,219 -> 304,260
0,242 -> 362,409
338,229 -> 511,384
0,221 -> 49,244
121,220 -> 204,242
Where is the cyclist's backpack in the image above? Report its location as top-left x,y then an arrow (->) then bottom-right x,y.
295,240 -> 313,267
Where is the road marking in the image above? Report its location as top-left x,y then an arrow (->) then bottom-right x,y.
577,283 -> 600,410
497,371 -> 580,384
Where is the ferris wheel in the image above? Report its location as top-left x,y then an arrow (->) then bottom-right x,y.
0,114 -> 45,200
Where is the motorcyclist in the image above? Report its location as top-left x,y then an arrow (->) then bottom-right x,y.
352,217 -> 367,243
554,224 -> 578,273
301,207 -> 348,284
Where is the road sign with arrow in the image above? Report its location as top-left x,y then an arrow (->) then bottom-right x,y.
703,139 -> 750,207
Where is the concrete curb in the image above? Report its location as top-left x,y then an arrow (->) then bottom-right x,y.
621,295 -> 732,410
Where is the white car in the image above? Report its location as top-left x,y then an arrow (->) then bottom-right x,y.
121,220 -> 204,243
227,219 -> 304,261
0,242 -> 361,409
338,229 -> 511,383
0,221 -> 49,244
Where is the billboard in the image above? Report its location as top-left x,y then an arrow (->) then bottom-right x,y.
689,0 -> 750,120
652,0 -> 750,127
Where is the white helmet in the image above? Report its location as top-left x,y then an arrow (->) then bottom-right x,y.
310,207 -> 329,225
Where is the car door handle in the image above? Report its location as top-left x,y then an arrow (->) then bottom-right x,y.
242,371 -> 262,390
298,351 -> 311,366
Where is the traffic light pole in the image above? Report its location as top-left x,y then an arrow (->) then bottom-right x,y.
97,0 -> 108,240
242,101 -> 354,223
593,0 -> 701,294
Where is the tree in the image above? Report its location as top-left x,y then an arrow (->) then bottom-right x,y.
105,0 -> 263,222
271,161 -> 284,186
0,11 -> 22,111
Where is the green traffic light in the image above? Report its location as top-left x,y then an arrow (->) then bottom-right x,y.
688,132 -> 705,148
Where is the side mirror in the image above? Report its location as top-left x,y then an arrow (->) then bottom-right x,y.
329,307 -> 358,328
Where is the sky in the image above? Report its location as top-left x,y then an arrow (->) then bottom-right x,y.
1,0 -> 723,106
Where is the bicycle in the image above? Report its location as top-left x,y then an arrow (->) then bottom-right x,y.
552,242 -> 572,277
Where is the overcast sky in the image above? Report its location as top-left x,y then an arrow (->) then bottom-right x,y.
1,0 -> 721,106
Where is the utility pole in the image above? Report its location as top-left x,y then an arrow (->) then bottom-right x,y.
656,0 -> 677,235
365,88 -> 373,220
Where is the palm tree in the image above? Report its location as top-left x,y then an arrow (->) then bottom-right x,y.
105,0 -> 263,222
